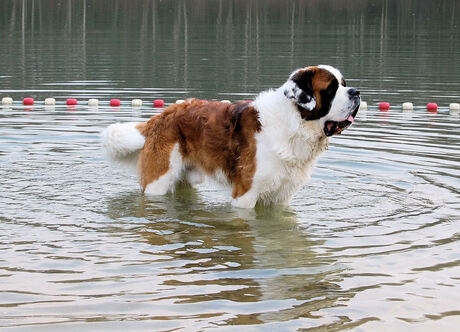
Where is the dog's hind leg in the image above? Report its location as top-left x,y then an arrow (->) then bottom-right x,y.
141,142 -> 184,195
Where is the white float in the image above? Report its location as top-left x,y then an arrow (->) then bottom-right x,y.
449,103 -> 460,115
44,98 -> 56,105
88,99 -> 99,106
131,99 -> 143,107
221,100 -> 231,104
2,97 -> 13,105
359,101 -> 367,110
402,102 -> 414,111
175,99 -> 185,104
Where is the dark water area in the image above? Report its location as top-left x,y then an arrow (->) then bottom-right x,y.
1,1 -> 460,331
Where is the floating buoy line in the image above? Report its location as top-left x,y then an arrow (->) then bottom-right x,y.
371,101 -> 459,114
1,97 -> 169,108
359,101 -> 459,115
1,97 -> 459,115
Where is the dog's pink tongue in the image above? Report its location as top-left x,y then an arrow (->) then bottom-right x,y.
347,115 -> 355,123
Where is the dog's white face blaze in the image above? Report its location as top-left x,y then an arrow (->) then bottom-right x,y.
318,65 -> 359,124
318,64 -> 343,82
325,84 -> 355,122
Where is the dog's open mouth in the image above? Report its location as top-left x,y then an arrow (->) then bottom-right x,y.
324,102 -> 360,137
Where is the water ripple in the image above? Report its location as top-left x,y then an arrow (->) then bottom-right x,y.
0,106 -> 459,330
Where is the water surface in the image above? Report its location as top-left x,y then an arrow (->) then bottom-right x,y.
1,1 -> 460,331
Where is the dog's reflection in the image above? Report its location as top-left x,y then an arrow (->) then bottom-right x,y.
106,187 -> 343,325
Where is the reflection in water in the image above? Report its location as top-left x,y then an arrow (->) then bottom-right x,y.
106,187 -> 346,328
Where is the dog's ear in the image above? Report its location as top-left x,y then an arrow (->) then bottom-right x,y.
283,69 -> 316,111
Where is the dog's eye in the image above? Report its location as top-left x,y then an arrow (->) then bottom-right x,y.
324,79 -> 339,96
326,84 -> 336,94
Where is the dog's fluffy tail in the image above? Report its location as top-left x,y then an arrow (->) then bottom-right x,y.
101,122 -> 146,163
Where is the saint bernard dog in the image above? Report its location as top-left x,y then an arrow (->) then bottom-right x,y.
102,65 -> 360,208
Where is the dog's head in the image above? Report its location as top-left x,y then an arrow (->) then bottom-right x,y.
283,65 -> 360,136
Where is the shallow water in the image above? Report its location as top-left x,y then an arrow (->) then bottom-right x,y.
1,0 -> 460,331
1,105 -> 459,331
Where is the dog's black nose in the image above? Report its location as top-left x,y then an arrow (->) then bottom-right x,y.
348,88 -> 360,97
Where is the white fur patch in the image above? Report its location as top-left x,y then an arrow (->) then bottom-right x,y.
102,122 -> 145,160
186,168 -> 204,185
324,85 -> 356,123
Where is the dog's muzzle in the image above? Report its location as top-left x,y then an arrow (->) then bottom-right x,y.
324,96 -> 360,137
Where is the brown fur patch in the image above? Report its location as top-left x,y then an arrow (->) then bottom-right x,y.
137,99 -> 261,198
138,114 -> 175,190
308,66 -> 336,111
294,66 -> 337,121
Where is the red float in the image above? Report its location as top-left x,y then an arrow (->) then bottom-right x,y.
23,97 -> 34,105
427,103 -> 438,112
153,99 -> 165,108
110,99 -> 121,107
66,98 -> 77,105
379,102 -> 390,110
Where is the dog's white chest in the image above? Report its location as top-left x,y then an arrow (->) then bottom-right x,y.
252,130 -> 328,205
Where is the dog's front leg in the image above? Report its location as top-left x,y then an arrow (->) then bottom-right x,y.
232,190 -> 258,209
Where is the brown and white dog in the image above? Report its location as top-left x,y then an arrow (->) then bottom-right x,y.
102,65 -> 360,208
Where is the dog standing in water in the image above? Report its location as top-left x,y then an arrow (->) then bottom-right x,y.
102,65 -> 360,208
